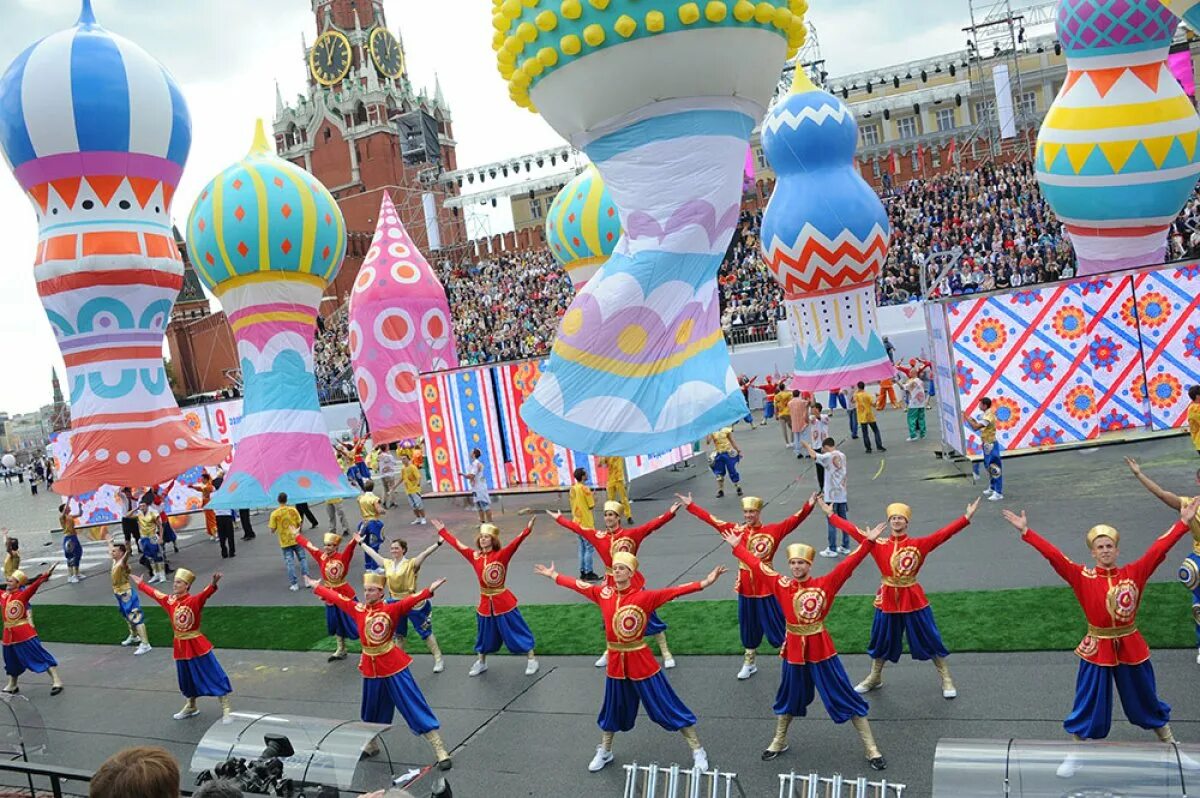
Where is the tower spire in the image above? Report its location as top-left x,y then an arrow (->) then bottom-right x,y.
275,80 -> 285,116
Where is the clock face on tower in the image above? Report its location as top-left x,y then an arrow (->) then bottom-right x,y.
369,28 -> 404,79
309,30 -> 352,86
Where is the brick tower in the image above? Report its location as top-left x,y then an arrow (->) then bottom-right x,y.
275,0 -> 466,305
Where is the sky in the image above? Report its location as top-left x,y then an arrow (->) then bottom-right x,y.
0,0 -> 973,415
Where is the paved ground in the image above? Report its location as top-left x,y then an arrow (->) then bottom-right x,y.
8,405 -> 1200,609
1,644 -> 1198,797
5,406 -> 1200,795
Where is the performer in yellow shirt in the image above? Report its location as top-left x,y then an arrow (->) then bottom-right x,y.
1189,385 -> 1200,457
965,397 -> 1003,501
2,534 -> 19,581
358,480 -> 387,572
570,467 -> 601,582
360,533 -> 446,673
109,542 -> 151,655
400,455 -> 427,526
604,456 -> 633,523
853,382 -> 886,454
268,493 -> 311,591
774,389 -> 792,446
705,426 -> 743,499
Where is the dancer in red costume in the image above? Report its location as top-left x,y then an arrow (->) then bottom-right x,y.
549,500 -> 682,668
296,532 -> 360,662
719,525 -> 887,769
132,568 -> 233,723
824,497 -> 980,699
0,564 -> 62,696
534,553 -> 726,773
1002,500 -> 1200,779
433,518 -> 539,677
679,491 -> 817,680
305,570 -> 452,769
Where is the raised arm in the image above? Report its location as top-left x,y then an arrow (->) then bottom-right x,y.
193,579 -> 219,608
645,564 -> 727,611
294,533 -> 321,559
19,568 -> 54,602
134,578 -> 169,609
548,571 -> 601,602
410,541 -> 441,570
920,513 -> 974,553
355,532 -> 388,567
1128,500 -> 1199,583
819,499 -> 867,545
679,495 -> 732,533
432,520 -> 474,560
502,521 -> 536,557
772,494 -> 818,537
722,533 -> 779,581
823,535 -> 880,593
1124,457 -> 1183,511
392,584 -> 437,616
550,511 -> 604,550
1003,510 -> 1080,588
632,504 -> 681,540
310,581 -> 357,614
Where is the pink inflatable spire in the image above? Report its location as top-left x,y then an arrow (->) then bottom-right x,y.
348,194 -> 458,445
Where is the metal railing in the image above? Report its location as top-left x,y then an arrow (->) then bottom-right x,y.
725,323 -> 782,348
0,759 -> 210,798
623,762 -> 744,798
778,771 -> 907,797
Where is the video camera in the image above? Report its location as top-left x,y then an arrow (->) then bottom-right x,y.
195,733 -> 339,797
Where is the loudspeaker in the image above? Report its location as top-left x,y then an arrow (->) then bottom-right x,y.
396,110 -> 441,165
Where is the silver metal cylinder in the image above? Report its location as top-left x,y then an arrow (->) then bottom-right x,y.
933,738 -> 1198,797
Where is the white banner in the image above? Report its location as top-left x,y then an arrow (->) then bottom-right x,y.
993,64 -> 1017,139
925,302 -> 966,455
423,192 -> 441,251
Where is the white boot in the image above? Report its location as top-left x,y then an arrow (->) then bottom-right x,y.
594,652 -> 608,668
692,747 -> 709,772
468,659 -> 487,677
525,658 -> 540,675
587,746 -> 614,772
120,634 -> 138,647
1056,753 -> 1080,779
737,662 -> 757,680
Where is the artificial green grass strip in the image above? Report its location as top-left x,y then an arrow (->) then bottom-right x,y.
29,582 -> 1197,656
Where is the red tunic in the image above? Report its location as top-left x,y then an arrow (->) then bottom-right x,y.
732,540 -> 874,664
688,501 -> 814,597
831,514 -> 970,613
136,582 -> 217,660
553,574 -> 702,679
0,573 -> 49,645
1022,522 -> 1189,667
439,524 -> 532,616
314,586 -> 433,678
297,534 -> 359,600
553,509 -> 677,588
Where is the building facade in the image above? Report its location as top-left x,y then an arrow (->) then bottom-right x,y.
170,0 -> 466,397
274,0 -> 468,303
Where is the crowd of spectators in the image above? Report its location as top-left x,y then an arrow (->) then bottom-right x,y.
437,250 -> 574,365
309,156 -> 1200,398
315,304 -> 353,402
719,209 -> 785,345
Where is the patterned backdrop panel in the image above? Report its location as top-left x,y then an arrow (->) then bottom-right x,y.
943,261 -> 1197,455
1132,265 -> 1200,430
1080,275 -> 1151,434
420,359 -> 691,494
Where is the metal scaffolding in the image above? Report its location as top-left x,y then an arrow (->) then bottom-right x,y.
962,0 -> 1056,161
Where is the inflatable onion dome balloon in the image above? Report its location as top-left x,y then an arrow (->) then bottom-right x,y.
760,69 -> 893,391
186,120 -> 355,509
545,165 -> 621,292
492,1 -> 804,455
1036,0 -> 1200,276
0,0 -> 229,495
348,192 -> 458,445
